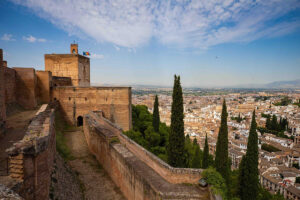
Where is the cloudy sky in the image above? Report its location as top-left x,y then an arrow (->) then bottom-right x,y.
1,0 -> 300,87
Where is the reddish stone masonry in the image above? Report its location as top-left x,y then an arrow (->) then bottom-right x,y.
6,104 -> 56,200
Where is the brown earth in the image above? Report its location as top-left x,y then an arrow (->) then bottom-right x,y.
64,128 -> 125,200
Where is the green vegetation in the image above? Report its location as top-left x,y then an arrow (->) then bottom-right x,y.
215,100 -> 229,185
124,104 -> 169,162
202,133 -> 209,169
238,110 -> 259,200
258,187 -> 285,200
202,167 -> 227,199
231,113 -> 244,123
293,99 -> 300,107
152,95 -> 160,132
167,75 -> 185,167
261,143 -> 280,152
274,96 -> 292,106
258,114 -> 290,139
55,111 -> 74,161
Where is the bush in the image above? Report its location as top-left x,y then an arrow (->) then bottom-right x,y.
202,167 -> 227,199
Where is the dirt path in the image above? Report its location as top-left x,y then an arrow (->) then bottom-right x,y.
64,128 -> 125,200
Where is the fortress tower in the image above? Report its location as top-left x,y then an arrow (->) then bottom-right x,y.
45,44 -> 90,86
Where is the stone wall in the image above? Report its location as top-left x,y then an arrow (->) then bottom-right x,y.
0,49 -> 6,135
52,86 -> 132,131
78,56 -> 90,86
4,67 -> 16,105
52,76 -> 72,87
14,68 -> 37,109
45,54 -> 90,86
36,71 -> 52,104
94,111 -> 203,184
83,112 -> 208,200
6,104 -> 56,200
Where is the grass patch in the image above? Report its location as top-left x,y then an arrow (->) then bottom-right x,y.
55,111 -> 75,161
109,137 -> 120,144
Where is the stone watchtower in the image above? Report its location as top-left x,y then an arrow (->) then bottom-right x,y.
44,44 -> 90,86
70,43 -> 78,54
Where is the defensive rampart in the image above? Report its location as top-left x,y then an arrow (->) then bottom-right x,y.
83,111 -> 208,200
53,86 -> 132,131
6,104 -> 56,200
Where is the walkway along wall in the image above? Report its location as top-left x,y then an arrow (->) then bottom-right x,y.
83,111 -> 208,200
6,104 -> 56,200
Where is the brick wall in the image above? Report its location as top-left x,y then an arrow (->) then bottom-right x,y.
14,68 -> 37,109
52,86 -> 132,131
4,67 -> 16,104
7,104 -> 56,200
0,49 -> 6,135
36,71 -> 52,104
52,76 -> 72,87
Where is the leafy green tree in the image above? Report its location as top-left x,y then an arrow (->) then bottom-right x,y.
153,95 -> 160,132
202,167 -> 227,199
202,133 -> 209,169
239,110 -> 259,200
215,99 -> 229,185
168,75 -> 185,167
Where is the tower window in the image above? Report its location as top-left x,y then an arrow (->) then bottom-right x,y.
85,97 -> 87,101
69,97 -> 71,101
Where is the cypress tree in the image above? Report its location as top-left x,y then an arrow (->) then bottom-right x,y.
215,99 -> 229,184
167,75 -> 185,167
266,116 -> 271,130
202,133 -> 209,169
239,110 -> 259,200
191,145 -> 201,168
152,95 -> 160,132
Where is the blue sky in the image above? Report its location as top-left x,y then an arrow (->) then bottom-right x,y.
1,0 -> 300,87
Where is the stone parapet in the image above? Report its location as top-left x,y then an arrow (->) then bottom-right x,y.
83,111 -> 209,200
5,104 -> 56,200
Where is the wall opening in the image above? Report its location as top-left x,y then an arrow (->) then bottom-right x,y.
77,116 -> 83,126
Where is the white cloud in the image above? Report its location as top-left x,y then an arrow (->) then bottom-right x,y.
11,0 -> 300,49
1,34 -> 15,41
23,35 -> 46,43
114,45 -> 120,51
90,53 -> 104,59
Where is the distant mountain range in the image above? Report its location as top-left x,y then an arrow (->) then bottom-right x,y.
234,79 -> 300,89
92,79 -> 300,89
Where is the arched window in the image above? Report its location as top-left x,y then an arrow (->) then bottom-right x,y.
77,116 -> 83,126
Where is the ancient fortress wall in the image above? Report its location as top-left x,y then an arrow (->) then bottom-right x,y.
0,49 -> 6,135
52,86 -> 132,131
4,67 -> 16,105
13,68 -> 38,109
45,54 -> 90,86
83,112 -> 206,200
36,70 -> 52,104
52,76 -> 72,87
6,104 -> 56,200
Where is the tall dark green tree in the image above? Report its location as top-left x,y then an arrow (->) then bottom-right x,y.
239,110 -> 259,200
191,144 -> 201,168
167,75 -> 185,167
215,99 -> 229,184
152,95 -> 160,132
202,133 -> 209,169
